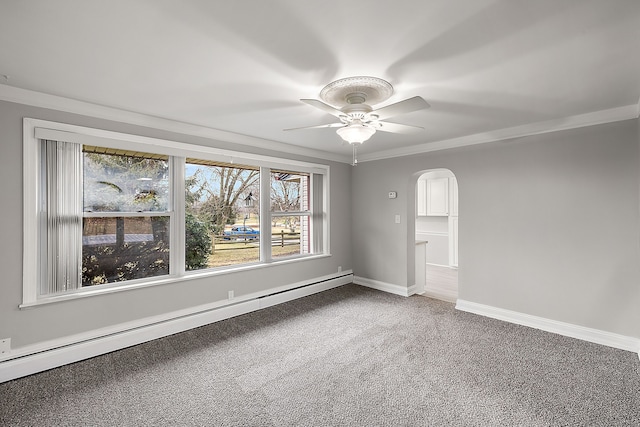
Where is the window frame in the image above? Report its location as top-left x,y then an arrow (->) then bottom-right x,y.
80,148 -> 174,287
269,170 -> 313,260
22,118 -> 330,307
183,158 -> 262,270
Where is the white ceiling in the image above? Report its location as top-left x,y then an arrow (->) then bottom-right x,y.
1,0 -> 639,163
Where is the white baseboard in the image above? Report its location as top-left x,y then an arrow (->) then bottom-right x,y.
353,276 -> 416,297
456,299 -> 640,356
407,284 -> 423,296
0,272 -> 353,383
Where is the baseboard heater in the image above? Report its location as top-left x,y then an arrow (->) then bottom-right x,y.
0,271 -> 353,383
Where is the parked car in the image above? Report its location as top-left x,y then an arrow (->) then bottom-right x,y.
223,226 -> 260,240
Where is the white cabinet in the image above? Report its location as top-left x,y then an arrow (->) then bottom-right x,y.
417,178 -> 427,216
416,173 -> 458,268
426,177 -> 449,216
417,176 -> 451,217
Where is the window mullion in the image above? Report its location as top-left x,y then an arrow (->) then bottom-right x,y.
83,211 -> 170,218
171,156 -> 186,276
259,166 -> 272,262
312,173 -> 324,254
271,211 -> 310,217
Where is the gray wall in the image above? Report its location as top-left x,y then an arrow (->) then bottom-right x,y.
352,119 -> 640,338
0,100 -> 352,349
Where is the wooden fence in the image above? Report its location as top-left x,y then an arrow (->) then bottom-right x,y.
211,231 -> 300,252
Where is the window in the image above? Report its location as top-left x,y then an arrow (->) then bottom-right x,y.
270,170 -> 311,259
82,147 -> 171,286
185,159 -> 260,270
23,119 -> 329,305
40,141 -> 172,295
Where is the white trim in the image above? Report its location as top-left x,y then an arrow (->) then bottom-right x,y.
0,271 -> 353,383
354,275 -> 456,302
271,211 -> 311,217
22,119 -> 40,304
82,211 -> 169,218
20,254 -> 333,309
407,284 -> 423,296
416,231 -> 448,237
353,276 -> 415,297
3,86 -> 637,165
358,104 -> 639,162
1,84 -> 349,164
426,262 -> 453,268
170,156 -> 186,277
259,166 -> 272,262
455,299 -> 640,355
323,168 -> 331,257
33,124 -> 328,175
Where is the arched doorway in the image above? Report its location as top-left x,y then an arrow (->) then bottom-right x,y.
414,169 -> 458,302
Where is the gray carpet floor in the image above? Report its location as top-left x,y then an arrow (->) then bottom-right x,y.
1,284 -> 639,426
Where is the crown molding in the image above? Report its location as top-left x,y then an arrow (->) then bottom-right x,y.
1,84 -> 635,165
358,104 -> 639,163
0,84 -> 351,164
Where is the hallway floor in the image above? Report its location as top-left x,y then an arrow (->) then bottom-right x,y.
422,264 -> 458,303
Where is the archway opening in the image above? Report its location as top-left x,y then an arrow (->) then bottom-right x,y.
414,169 -> 458,302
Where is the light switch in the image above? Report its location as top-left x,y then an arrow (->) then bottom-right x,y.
388,191 -> 397,199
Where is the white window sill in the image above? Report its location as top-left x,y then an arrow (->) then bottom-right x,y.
20,253 -> 331,309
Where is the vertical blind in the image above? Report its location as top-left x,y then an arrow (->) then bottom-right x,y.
44,140 -> 82,295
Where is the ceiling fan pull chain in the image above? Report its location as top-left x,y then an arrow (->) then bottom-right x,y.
352,144 -> 358,166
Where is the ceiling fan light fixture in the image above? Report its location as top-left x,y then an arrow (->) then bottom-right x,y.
286,76 -> 430,165
336,125 -> 376,144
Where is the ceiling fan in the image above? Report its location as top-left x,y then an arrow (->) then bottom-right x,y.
285,76 -> 430,164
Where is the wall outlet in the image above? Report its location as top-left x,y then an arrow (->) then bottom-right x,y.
228,290 -> 234,300
395,214 -> 401,224
0,338 -> 10,355
338,266 -> 342,272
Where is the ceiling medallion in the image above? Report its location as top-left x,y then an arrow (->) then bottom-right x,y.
319,76 -> 393,107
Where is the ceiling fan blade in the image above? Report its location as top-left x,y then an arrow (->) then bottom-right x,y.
375,121 -> 424,134
373,96 -> 430,120
301,99 -> 346,118
284,122 -> 344,131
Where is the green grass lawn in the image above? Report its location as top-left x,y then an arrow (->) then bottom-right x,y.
207,240 -> 301,268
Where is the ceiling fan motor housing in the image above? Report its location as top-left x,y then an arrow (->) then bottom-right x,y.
340,103 -> 373,121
